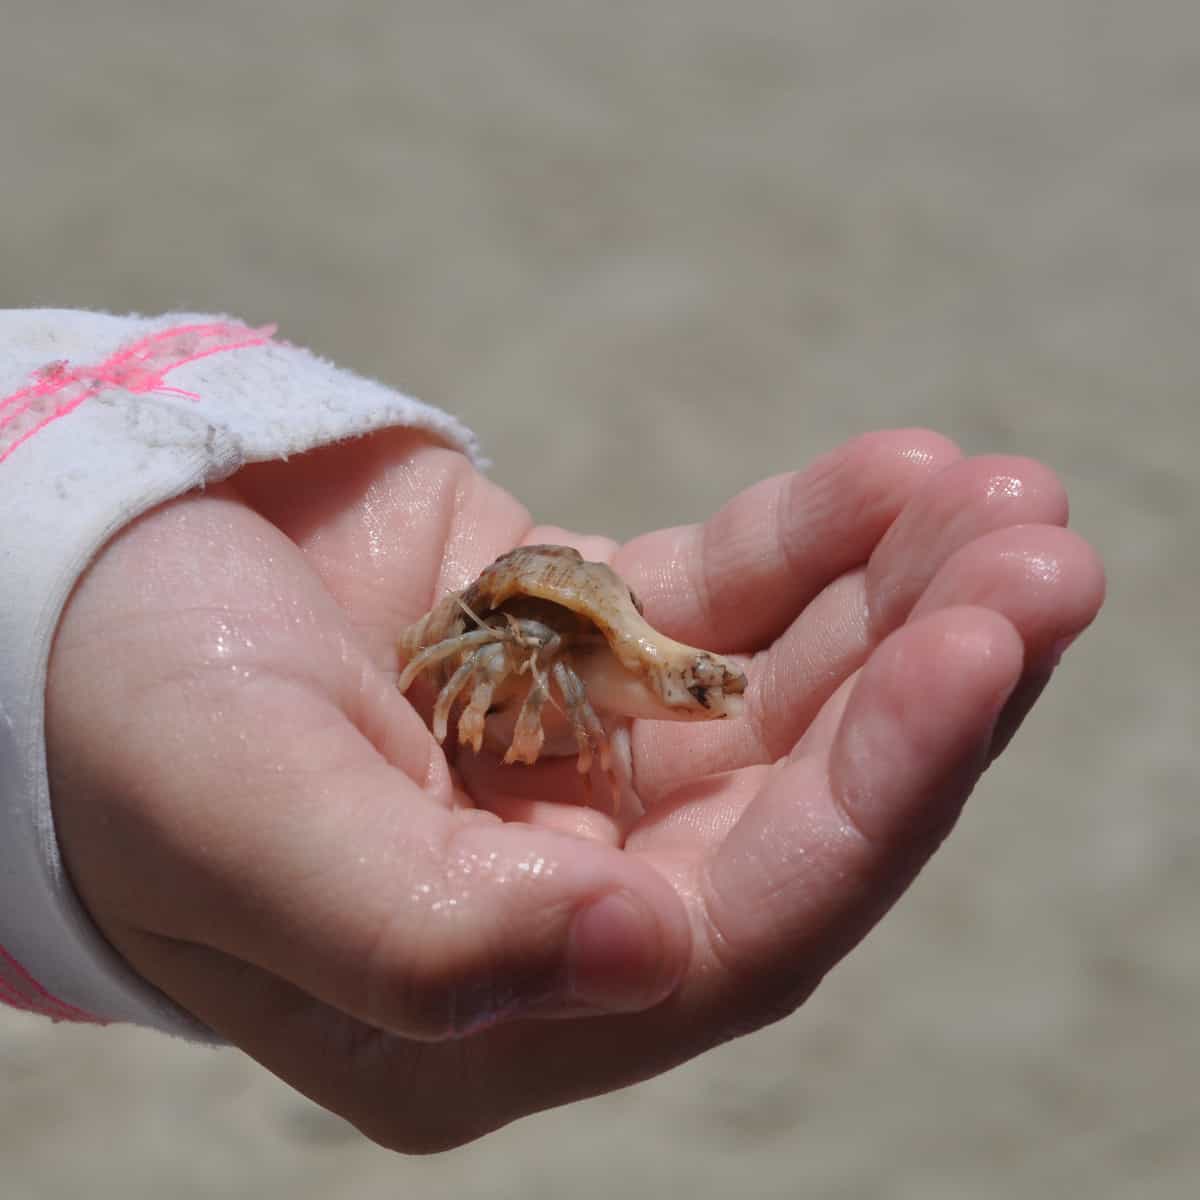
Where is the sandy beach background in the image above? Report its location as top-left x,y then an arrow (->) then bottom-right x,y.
1,2 -> 1197,1195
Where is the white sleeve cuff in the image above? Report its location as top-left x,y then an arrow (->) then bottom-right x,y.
0,309 -> 483,1038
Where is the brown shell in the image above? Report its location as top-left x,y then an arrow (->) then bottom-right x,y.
400,545 -> 746,716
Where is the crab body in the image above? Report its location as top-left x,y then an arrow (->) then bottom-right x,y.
397,545 -> 746,796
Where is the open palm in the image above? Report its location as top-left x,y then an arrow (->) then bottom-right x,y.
46,427 -> 1103,1151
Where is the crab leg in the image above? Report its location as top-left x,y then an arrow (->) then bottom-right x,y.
432,650 -> 486,743
563,662 -> 612,771
553,660 -> 623,811
397,627 -> 505,694
551,659 -> 594,774
553,660 -> 615,773
457,643 -> 513,752
503,673 -> 552,765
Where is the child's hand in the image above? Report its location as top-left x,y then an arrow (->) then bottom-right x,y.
46,427 -> 1104,1151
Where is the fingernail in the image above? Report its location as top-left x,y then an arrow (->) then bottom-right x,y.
567,891 -> 671,1012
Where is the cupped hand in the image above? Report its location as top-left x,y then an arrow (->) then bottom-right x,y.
46,428 -> 1104,1151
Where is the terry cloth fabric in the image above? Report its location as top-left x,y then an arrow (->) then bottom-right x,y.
0,309 -> 483,1038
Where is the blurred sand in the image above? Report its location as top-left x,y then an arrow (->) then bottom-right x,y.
1,2 -> 1197,1195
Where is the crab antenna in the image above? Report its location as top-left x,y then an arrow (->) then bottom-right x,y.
453,593 -> 494,632
529,652 -> 570,723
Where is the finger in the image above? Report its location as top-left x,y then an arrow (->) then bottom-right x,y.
752,456 -> 1072,757
866,454 -> 1069,632
702,606 -> 1023,982
613,429 -> 961,653
748,518 -> 1101,762
908,523 -> 1106,660
345,512 -> 1096,855
630,458 -> 1077,798
909,524 -> 1106,758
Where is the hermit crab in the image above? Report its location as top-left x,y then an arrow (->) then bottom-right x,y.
397,545 -> 747,807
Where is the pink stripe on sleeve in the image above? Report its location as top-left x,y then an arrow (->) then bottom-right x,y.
0,943 -> 108,1025
0,320 -> 276,464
